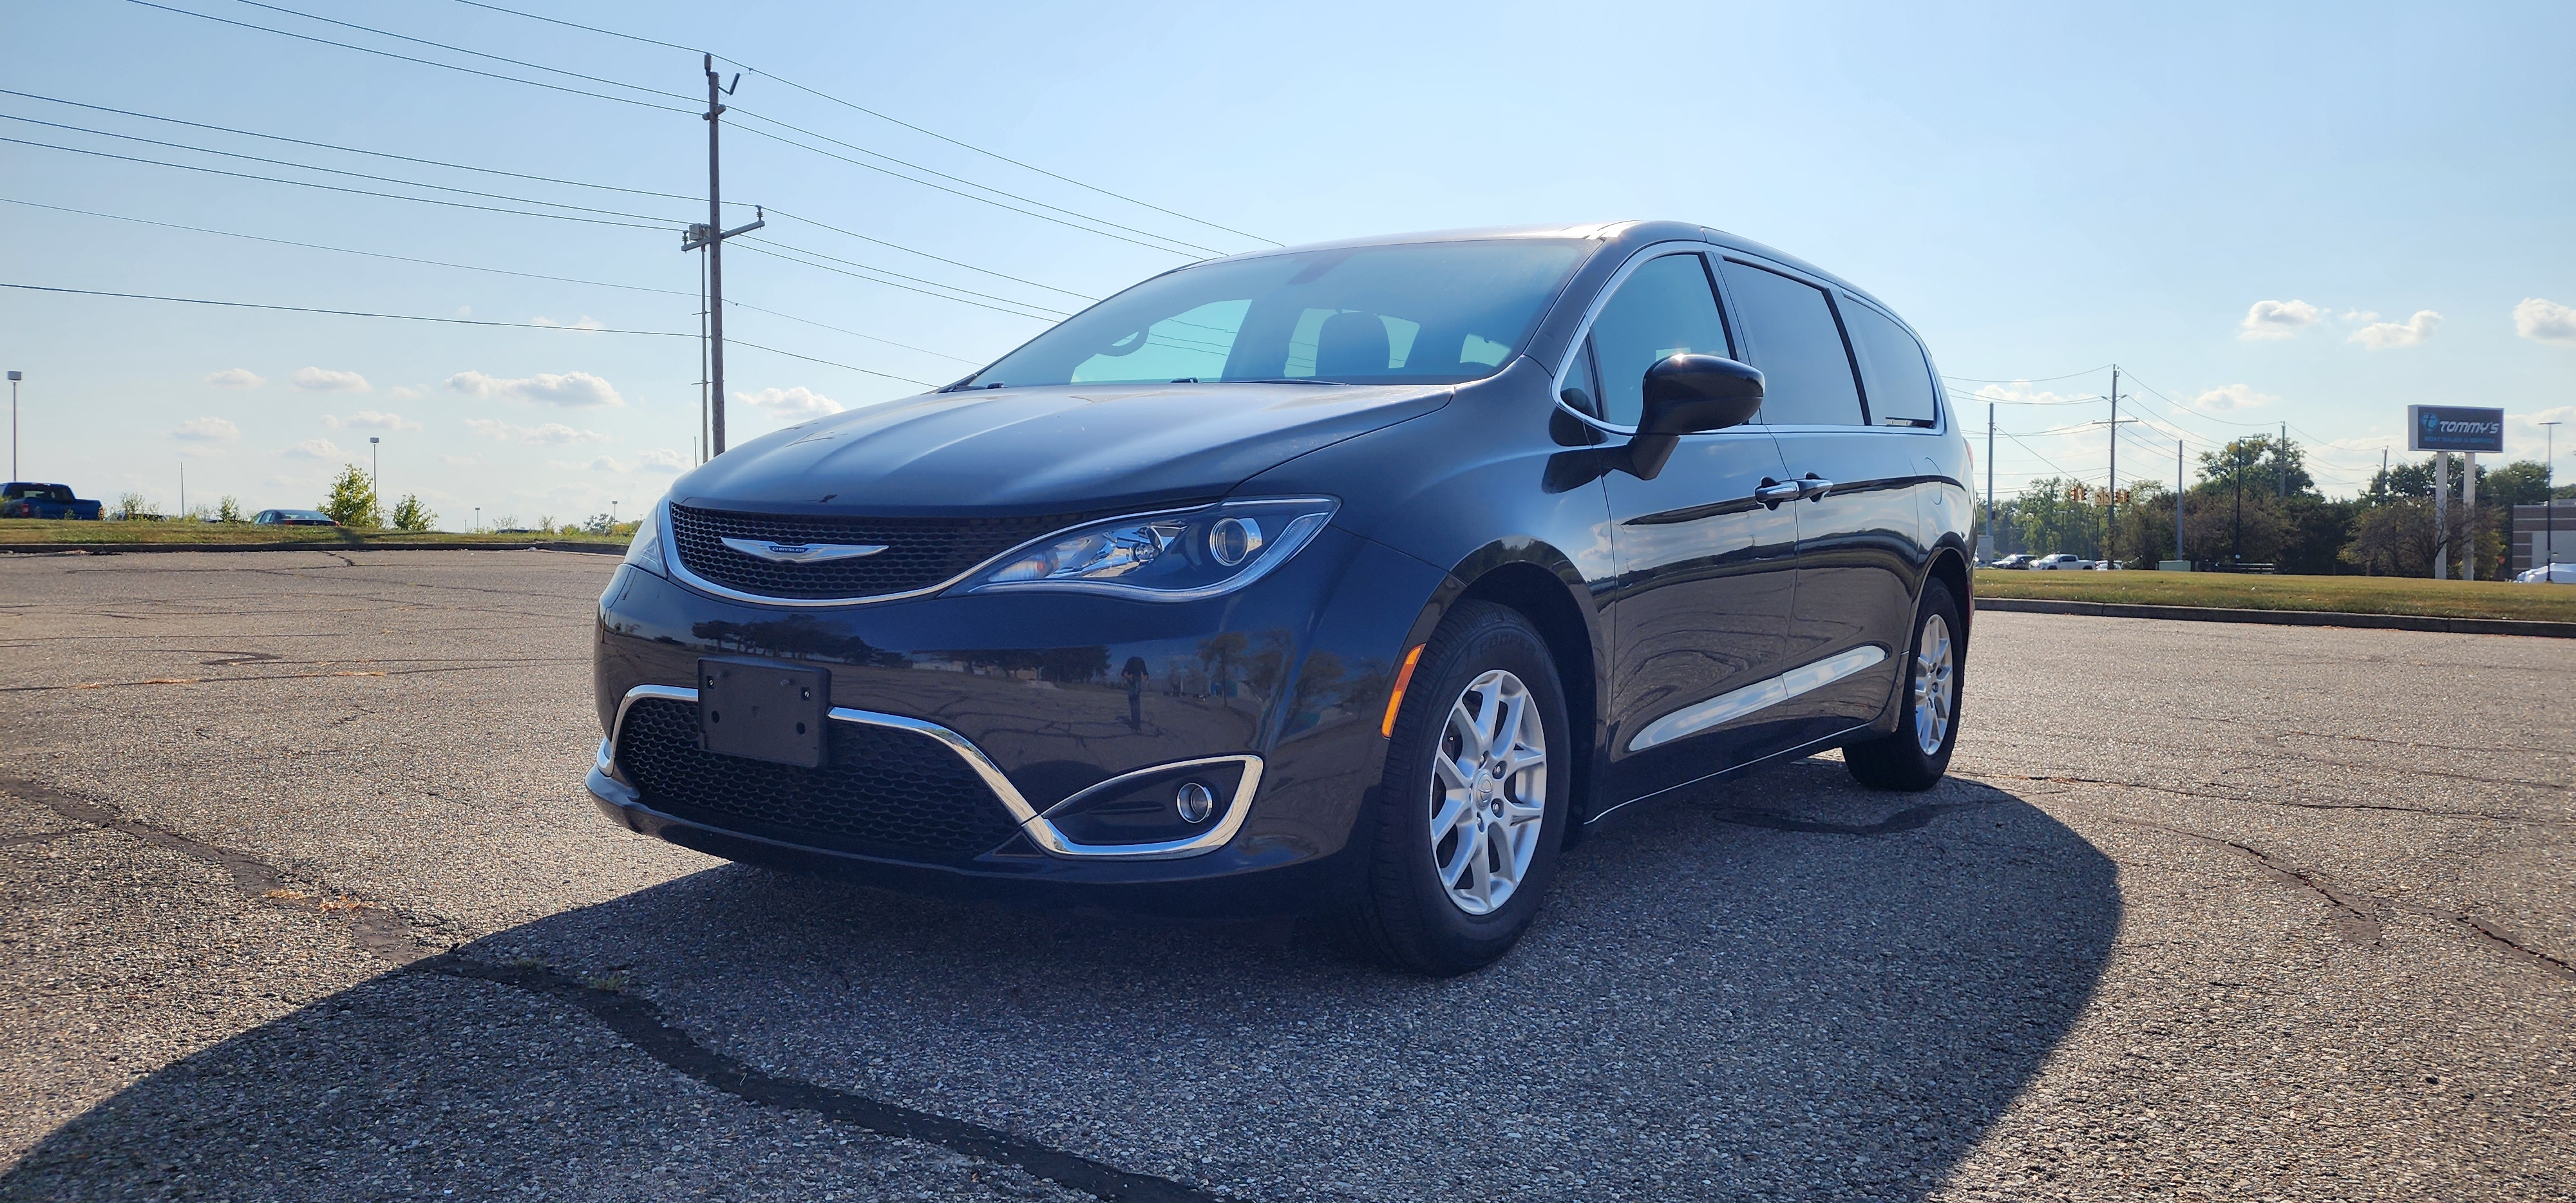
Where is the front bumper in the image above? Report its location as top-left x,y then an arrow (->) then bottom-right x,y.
589,526 -> 1448,910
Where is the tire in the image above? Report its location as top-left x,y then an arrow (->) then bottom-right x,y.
1343,602 -> 1572,976
1844,578 -> 1964,791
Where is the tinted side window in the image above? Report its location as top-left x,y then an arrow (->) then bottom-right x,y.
1842,299 -> 1940,426
1587,253 -> 1731,427
1718,260 -> 1864,426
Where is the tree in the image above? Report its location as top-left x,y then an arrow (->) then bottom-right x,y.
2011,477 -> 2107,558
215,495 -> 244,523
2199,434 -> 2314,497
2480,460 -> 2555,509
113,492 -> 162,521
322,464 -> 381,528
390,494 -> 435,532
2340,498 -> 2436,576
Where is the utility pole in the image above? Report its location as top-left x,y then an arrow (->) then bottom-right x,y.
683,54 -> 764,459
2543,421 -> 2562,580
2233,440 -> 2249,565
179,462 -> 185,518
7,370 -> 20,480
2107,366 -> 2119,564
1985,402 -> 1996,562
2175,437 -> 2185,569
2277,422 -> 2287,497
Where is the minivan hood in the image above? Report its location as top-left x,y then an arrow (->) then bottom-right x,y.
675,383 -> 1450,515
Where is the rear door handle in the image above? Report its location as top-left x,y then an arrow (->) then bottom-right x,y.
1755,478 -> 1804,507
1796,474 -> 1835,500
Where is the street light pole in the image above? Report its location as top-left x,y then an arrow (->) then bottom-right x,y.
6,370 -> 20,480
2544,421 -> 2563,582
368,436 -> 380,498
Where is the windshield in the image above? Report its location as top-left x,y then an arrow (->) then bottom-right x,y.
963,240 -> 1589,390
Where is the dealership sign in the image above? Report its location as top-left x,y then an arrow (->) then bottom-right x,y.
2407,405 -> 2505,453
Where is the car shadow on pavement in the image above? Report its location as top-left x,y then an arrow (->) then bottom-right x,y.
5,764 -> 2117,1202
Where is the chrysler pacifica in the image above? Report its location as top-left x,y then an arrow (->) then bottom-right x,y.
589,221 -> 1975,974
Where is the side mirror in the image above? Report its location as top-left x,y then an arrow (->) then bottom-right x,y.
1625,354 -> 1764,479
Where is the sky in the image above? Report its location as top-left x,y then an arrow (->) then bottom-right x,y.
4,0 -> 2572,525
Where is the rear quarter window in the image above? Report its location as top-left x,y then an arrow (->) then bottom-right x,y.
1842,299 -> 1941,427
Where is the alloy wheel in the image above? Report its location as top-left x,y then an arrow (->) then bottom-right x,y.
1911,612 -> 1955,755
1428,668 -> 1548,916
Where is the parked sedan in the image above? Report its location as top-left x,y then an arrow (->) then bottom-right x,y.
2515,564 -> 2576,583
1989,553 -> 2033,570
2030,553 -> 2094,571
252,509 -> 339,526
590,221 -> 1976,974
1,482 -> 102,520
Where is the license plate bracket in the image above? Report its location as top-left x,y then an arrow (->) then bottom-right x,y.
697,658 -> 829,768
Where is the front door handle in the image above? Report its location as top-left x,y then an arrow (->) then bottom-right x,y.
1755,478 -> 1804,507
1796,474 -> 1835,500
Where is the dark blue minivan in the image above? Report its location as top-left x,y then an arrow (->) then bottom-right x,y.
591,221 -> 1974,973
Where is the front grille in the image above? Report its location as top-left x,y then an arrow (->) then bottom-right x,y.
613,697 -> 1024,864
669,504 -> 1110,600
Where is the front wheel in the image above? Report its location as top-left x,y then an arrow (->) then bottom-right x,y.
1844,578 -> 1964,791
1344,602 -> 1571,976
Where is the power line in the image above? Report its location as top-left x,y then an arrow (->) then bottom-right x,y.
737,235 -> 1072,316
0,113 -> 690,225
153,0 -> 1234,259
1943,366 -> 2113,384
726,108 -> 1222,258
765,208 -> 1097,301
725,301 -> 983,366
0,281 -> 690,335
0,281 -> 941,388
230,0 -> 696,104
4,88 -> 1097,308
122,0 -> 694,115
728,242 -> 1058,322
728,121 -> 1205,259
1,135 -> 668,231
8,195 -> 981,365
0,87 -> 730,209
443,0 -> 1281,248
0,196 -> 690,296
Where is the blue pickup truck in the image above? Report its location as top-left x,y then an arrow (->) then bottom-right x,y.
1,482 -> 104,520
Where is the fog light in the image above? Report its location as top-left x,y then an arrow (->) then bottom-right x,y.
1173,781 -> 1216,824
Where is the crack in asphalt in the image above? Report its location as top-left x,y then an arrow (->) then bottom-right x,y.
2081,807 -> 2575,982
1973,770 -> 2571,826
0,773 -> 1224,1203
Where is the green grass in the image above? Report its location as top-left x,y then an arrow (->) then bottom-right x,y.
0,518 -> 625,547
1975,569 -> 2576,623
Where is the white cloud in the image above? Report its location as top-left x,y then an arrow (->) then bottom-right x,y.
202,368 -> 264,390
529,316 -> 607,331
2190,383 -> 2279,412
735,386 -> 842,417
291,366 -> 370,392
464,417 -> 611,445
445,370 -> 624,408
281,438 -> 345,461
2340,309 -> 2380,323
440,453 -> 480,468
2514,298 -> 2576,345
323,410 -> 424,432
637,448 -> 688,473
2238,299 -> 2320,340
387,385 -> 424,401
171,416 -> 240,443
2350,309 -> 2441,349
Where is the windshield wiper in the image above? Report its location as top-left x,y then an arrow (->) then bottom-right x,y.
1223,378 -> 1351,386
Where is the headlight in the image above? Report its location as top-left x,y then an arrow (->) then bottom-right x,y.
952,497 -> 1336,602
622,498 -> 668,576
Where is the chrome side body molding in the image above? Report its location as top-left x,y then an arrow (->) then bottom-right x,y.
1625,645 -> 1889,753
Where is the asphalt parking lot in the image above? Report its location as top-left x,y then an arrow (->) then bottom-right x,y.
3,549 -> 2570,1202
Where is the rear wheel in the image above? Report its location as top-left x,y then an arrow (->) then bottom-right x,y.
1345,602 -> 1570,976
1844,578 -> 1963,791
